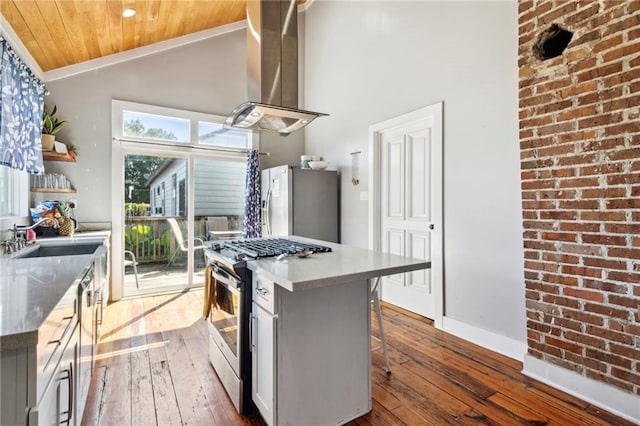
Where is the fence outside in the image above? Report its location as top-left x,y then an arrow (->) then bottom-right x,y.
124,216 -> 208,264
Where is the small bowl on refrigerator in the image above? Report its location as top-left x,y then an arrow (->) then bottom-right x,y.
308,160 -> 329,170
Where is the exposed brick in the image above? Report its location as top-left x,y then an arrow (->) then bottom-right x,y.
608,148 -> 640,162
542,294 -> 581,309
585,325 -> 634,345
609,344 -> 640,362
581,187 -> 625,198
584,348 -> 632,370
584,303 -> 629,319
558,200 -> 599,210
607,173 -> 640,185
611,368 -> 640,386
608,271 -> 640,284
605,224 -> 640,234
585,370 -> 634,392
608,295 -> 640,309
520,0 -> 640,395
538,121 -> 575,137
608,247 -> 640,260
582,234 -> 627,246
545,336 -> 583,355
561,264 -> 602,278
543,273 -> 579,286
558,177 -> 599,189
561,307 -> 605,326
580,211 -> 626,222
557,105 -> 597,122
541,232 -> 577,242
583,279 -> 628,294
576,61 -> 624,83
592,34 -> 624,54
541,252 -> 579,264
583,257 -> 627,271
566,352 -> 608,373
606,199 -> 640,209
557,153 -> 597,167
563,286 -> 604,302
578,112 -> 624,130
604,121 -> 640,137
558,222 -> 600,233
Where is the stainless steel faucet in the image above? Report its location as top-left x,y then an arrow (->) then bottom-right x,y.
3,218 -> 59,254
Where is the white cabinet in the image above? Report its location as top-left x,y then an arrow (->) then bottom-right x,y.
251,302 -> 276,425
251,273 -> 372,426
31,324 -> 79,426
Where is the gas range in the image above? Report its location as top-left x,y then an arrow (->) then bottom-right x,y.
204,237 -> 332,414
206,237 -> 332,270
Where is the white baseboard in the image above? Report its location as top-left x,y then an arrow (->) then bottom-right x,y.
523,355 -> 640,424
441,316 -> 527,361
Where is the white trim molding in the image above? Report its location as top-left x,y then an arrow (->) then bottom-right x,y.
442,316 -> 527,362
0,12 -> 44,79
44,20 -> 246,82
368,102 -> 444,329
523,355 -> 640,424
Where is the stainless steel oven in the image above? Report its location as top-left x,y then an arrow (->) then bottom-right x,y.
205,238 -> 332,415
209,264 -> 242,376
206,260 -> 252,413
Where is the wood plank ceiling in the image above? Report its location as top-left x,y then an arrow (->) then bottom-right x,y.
1,0 -> 253,72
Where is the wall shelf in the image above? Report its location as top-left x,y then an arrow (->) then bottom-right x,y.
30,188 -> 76,193
42,151 -> 76,162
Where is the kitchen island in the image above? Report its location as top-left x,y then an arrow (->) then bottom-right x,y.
244,237 -> 429,426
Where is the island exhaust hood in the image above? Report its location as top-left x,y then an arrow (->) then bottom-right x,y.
224,0 -> 328,136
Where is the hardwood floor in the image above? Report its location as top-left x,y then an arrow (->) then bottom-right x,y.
83,290 -> 633,426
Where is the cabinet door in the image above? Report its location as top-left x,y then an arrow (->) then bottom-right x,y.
251,303 -> 276,425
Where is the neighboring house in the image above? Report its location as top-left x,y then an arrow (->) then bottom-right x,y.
146,158 -> 246,218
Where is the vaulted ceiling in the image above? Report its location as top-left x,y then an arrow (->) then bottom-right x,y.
1,1 -> 304,73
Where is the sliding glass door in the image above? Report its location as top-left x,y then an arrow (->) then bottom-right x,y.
111,100 -> 253,300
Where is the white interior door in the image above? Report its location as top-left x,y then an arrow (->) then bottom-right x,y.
371,103 -> 443,320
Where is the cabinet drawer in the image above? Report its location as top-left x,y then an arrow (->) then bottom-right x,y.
253,275 -> 275,313
37,284 -> 77,399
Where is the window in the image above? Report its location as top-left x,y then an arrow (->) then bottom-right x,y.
111,100 -> 255,299
123,110 -> 190,143
0,166 -> 28,218
113,100 -> 254,150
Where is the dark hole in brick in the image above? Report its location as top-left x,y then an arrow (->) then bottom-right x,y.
533,23 -> 573,60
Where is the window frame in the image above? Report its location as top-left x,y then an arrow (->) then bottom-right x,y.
111,100 -> 257,300
112,99 -> 257,151
0,166 -> 30,233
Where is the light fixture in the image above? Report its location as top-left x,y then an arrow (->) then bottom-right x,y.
351,151 -> 361,186
122,8 -> 136,18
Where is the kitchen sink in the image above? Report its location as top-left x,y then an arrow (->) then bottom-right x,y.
13,243 -> 101,259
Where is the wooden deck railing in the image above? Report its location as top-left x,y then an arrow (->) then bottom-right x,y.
124,216 -> 209,264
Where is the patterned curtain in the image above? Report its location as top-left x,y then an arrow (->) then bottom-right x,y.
0,36 -> 46,174
243,149 -> 261,238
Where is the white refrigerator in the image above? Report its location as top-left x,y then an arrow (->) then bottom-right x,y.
261,165 -> 339,243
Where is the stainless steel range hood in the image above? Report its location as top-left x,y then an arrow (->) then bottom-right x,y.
224,0 -> 327,136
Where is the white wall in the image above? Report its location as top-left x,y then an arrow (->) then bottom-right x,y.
43,31 -> 250,227
303,1 -> 526,346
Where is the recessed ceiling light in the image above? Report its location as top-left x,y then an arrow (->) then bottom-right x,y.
122,8 -> 136,18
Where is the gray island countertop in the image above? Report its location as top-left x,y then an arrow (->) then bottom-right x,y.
246,236 -> 430,292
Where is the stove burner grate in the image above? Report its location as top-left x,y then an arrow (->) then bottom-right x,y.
222,238 -> 331,259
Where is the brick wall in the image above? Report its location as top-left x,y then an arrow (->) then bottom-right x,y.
518,1 -> 640,395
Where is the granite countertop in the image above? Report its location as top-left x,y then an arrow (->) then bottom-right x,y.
0,231 -> 111,351
246,236 -> 430,292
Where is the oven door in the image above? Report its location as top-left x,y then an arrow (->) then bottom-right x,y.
209,264 -> 242,377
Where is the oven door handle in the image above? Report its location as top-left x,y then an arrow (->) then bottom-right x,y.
211,265 -> 241,289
